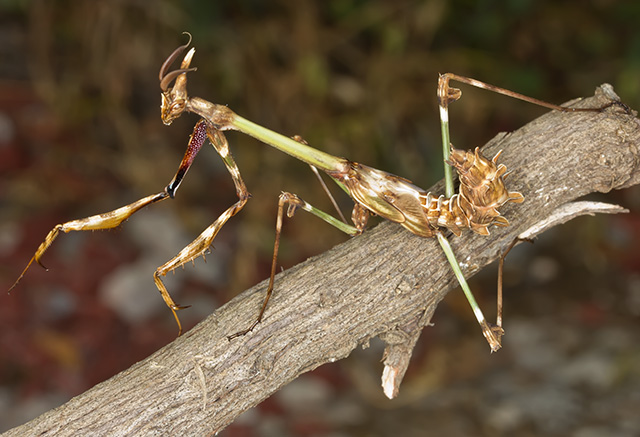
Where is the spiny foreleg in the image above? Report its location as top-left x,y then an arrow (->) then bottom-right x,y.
9,193 -> 170,292
154,123 -> 250,335
10,120 -> 210,329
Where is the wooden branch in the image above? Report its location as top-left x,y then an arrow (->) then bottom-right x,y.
4,85 -> 639,436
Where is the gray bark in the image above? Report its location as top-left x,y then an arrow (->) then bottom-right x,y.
4,84 -> 639,436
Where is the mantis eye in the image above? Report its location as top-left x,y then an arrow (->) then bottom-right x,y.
171,101 -> 185,113
161,99 -> 187,125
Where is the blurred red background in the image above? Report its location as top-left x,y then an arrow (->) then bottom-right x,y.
1,1 -> 639,435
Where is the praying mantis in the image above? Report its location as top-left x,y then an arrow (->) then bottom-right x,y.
10,34 -> 607,352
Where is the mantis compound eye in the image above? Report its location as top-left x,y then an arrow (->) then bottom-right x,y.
171,101 -> 186,115
160,97 -> 186,125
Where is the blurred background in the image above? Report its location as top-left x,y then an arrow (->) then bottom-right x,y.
1,1 -> 640,435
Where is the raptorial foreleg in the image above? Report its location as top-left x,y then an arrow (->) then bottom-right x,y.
10,120 -> 210,318
154,123 -> 251,334
9,192 -> 170,292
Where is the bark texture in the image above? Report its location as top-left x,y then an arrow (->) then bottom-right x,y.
4,85 -> 639,436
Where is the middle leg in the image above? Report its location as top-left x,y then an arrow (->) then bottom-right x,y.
228,190 -> 365,339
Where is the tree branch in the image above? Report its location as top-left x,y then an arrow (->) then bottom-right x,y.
4,85 -> 639,436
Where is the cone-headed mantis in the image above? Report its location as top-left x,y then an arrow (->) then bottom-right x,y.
11,34 -> 607,351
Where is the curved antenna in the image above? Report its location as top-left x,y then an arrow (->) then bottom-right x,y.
159,32 -> 193,88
